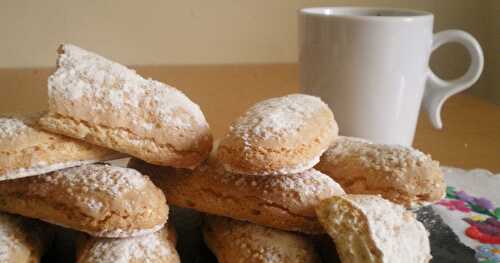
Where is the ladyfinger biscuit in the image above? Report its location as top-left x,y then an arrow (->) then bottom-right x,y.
0,164 -> 168,238
0,212 -> 53,263
203,216 -> 321,263
315,136 -> 445,208
39,44 -> 212,168
218,94 -> 338,175
0,113 -> 119,181
76,225 -> 180,263
316,195 -> 431,263
129,158 -> 344,234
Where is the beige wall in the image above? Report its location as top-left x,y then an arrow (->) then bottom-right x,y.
479,0 -> 500,103
0,0 -> 497,102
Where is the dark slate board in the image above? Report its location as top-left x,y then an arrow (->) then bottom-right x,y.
416,206 -> 477,263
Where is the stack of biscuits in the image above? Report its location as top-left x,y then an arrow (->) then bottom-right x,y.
0,44 -> 212,262
0,44 -> 446,263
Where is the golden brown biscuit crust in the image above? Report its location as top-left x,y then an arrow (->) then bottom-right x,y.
40,44 -> 212,168
129,158 -> 344,234
315,136 -> 445,208
218,94 -> 338,175
0,113 -> 119,181
203,216 -> 321,263
76,225 -> 180,263
0,164 -> 168,238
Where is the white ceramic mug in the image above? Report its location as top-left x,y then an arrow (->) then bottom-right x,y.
299,7 -> 483,146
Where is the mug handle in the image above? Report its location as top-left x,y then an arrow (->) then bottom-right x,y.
422,30 -> 484,129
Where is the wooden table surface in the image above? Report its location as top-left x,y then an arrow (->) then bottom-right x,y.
1,64 -> 499,172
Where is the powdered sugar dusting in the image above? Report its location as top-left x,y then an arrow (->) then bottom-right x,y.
49,44 -> 207,130
231,227 -> 284,262
325,136 -> 432,173
87,199 -> 104,213
347,195 -> 431,263
229,94 -> 327,141
82,229 -> 172,263
322,136 -> 371,164
207,217 -> 319,262
2,159 -> 103,181
263,169 -> 345,202
39,164 -> 146,197
97,223 -> 164,238
222,153 -> 321,176
0,117 -> 29,139
213,163 -> 344,203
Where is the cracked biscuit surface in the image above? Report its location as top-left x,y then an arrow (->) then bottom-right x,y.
0,164 -> 168,238
203,216 -> 321,263
129,157 -> 344,234
0,113 -> 119,181
39,44 -> 212,168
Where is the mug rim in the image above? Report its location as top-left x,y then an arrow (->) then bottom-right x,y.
300,6 -> 433,20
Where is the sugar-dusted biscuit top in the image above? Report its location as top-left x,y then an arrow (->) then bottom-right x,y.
203,216 -> 321,263
0,164 -> 168,238
40,44 -> 212,168
0,113 -> 119,181
316,195 -> 431,263
76,226 -> 180,263
316,136 -> 445,208
218,94 -> 338,175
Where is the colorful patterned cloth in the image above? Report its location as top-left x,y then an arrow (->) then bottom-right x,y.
434,167 -> 500,262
